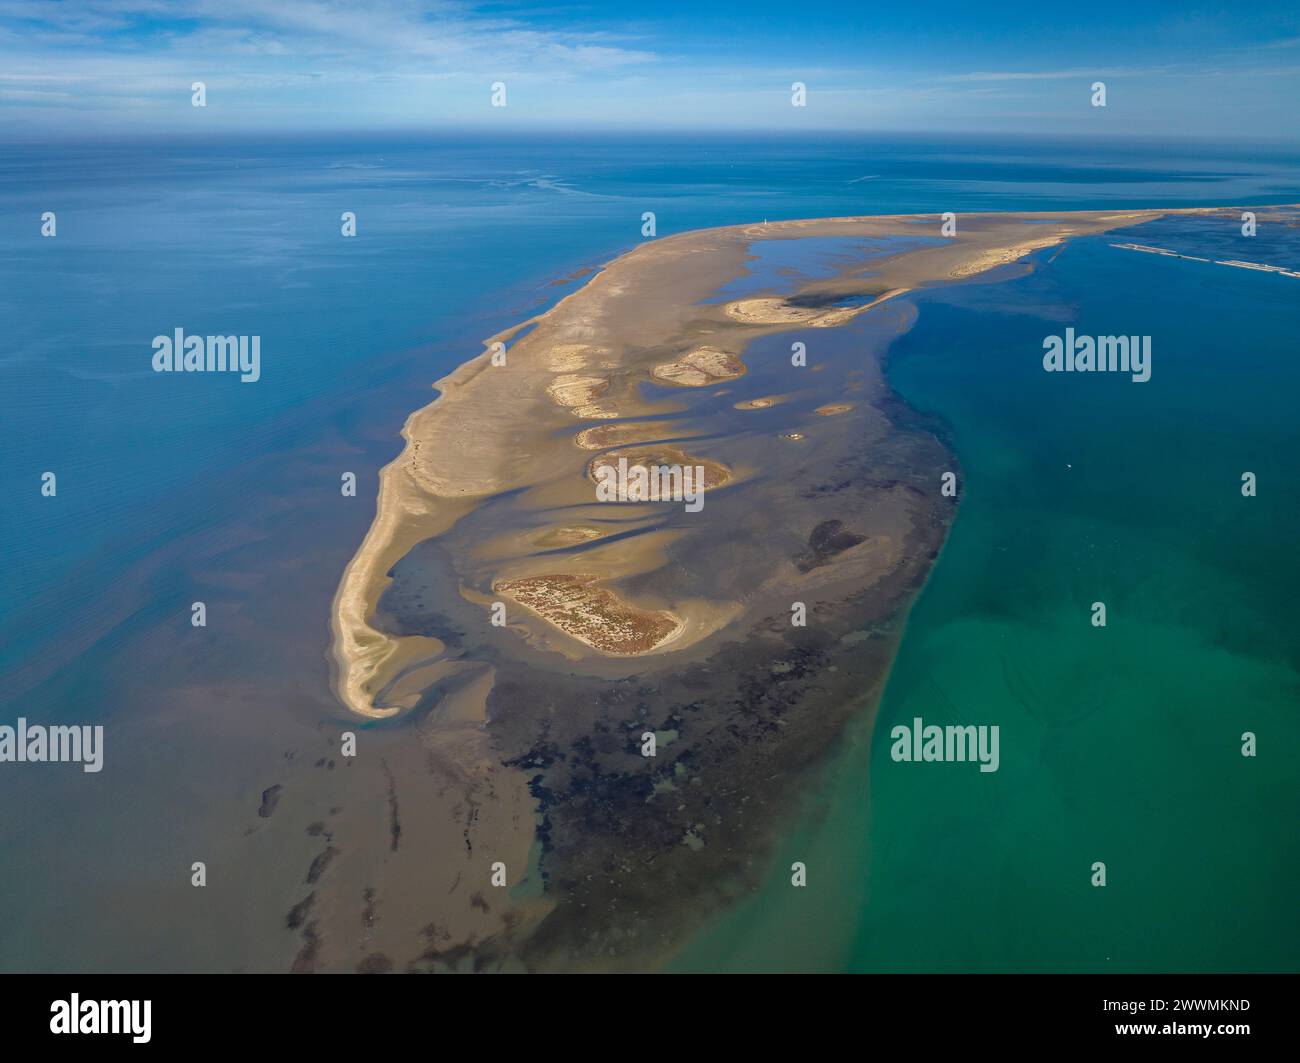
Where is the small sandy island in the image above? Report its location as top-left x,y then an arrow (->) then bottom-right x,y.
650,346 -> 746,387
494,573 -> 684,654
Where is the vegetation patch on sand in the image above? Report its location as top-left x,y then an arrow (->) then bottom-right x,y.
573,420 -> 679,450
494,573 -> 683,654
545,343 -> 602,372
650,346 -> 746,387
587,445 -> 732,493
546,374 -> 616,418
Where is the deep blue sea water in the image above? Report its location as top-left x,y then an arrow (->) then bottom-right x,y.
1,133 -> 1297,970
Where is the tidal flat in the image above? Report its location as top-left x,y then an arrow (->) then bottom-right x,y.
6,132 -> 1298,977
299,207 -> 1275,972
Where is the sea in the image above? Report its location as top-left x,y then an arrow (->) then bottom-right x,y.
1,132 -> 1297,971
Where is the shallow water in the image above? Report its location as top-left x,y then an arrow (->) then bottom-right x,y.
672,220 -> 1300,972
2,134 -> 1298,970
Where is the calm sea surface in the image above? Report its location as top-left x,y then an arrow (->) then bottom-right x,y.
1,133 -> 1296,970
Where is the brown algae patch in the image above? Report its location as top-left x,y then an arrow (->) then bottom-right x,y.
650,346 -> 746,387
493,574 -> 683,654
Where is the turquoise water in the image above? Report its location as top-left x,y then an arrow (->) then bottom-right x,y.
855,233 -> 1300,972
1,134 -> 1297,970
674,224 -> 1300,972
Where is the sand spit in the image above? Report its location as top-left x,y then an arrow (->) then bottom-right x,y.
319,204 -> 1283,972
1215,259 -> 1300,278
1111,241 -> 1300,278
330,206 -> 1204,722
948,236 -> 1070,277
1110,242 -> 1211,264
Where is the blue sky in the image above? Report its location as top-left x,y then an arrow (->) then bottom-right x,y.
2,1 -> 1298,138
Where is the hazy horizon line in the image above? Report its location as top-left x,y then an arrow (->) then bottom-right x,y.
4,126 -> 1299,150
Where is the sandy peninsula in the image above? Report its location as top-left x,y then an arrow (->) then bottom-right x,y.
329,207 -> 1188,719
317,205 -> 1260,972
